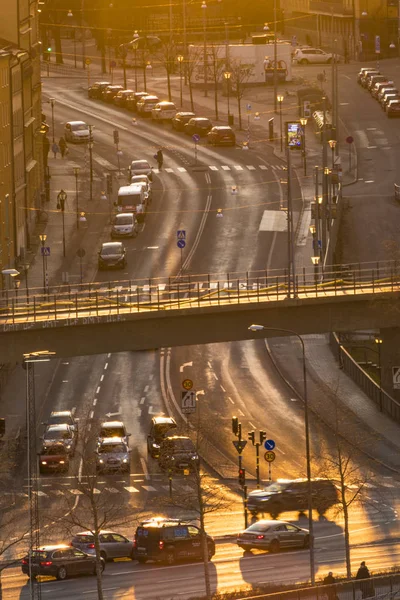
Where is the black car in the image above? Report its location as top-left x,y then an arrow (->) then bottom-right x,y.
172,111 -> 196,131
247,478 -> 338,519
98,242 -> 127,270
114,89 -> 134,107
133,518 -> 215,564
184,117 -> 212,137
207,126 -> 236,146
126,91 -> 149,112
147,416 -> 177,458
88,81 -> 111,99
21,545 -> 105,581
158,435 -> 199,472
102,85 -> 124,102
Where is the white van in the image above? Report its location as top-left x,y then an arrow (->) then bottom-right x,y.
117,185 -> 147,222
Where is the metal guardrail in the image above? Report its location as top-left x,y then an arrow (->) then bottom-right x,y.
236,573 -> 400,600
1,260 -> 400,326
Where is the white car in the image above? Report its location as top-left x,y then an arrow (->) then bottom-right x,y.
136,95 -> 159,116
151,101 -> 177,121
64,121 -> 90,143
293,47 -> 333,64
130,160 -> 153,181
130,174 -> 152,195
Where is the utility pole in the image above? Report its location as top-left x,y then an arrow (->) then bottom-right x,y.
321,96 -> 328,257
286,147 -> 295,297
273,0 -> 278,114
88,125 -> 93,201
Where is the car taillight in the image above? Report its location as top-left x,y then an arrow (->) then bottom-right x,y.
88,544 -> 95,549
40,561 -> 53,566
21,559 -> 28,565
256,535 -> 265,540
133,539 -> 137,548
159,540 -> 164,550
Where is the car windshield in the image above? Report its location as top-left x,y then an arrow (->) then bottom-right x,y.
155,423 -> 176,437
246,523 -> 272,532
263,482 -> 286,492
73,535 -> 93,543
132,162 -> 149,170
99,443 -> 126,453
100,426 -> 125,437
72,123 -> 88,131
41,445 -> 67,455
114,216 -> 132,226
44,429 -> 71,440
49,415 -> 72,425
101,245 -> 123,256
30,551 -> 49,559
170,439 -> 194,452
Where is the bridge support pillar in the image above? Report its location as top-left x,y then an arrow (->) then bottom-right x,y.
379,327 -> 400,404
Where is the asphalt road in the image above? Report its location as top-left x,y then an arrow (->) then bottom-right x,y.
2,62 -> 400,599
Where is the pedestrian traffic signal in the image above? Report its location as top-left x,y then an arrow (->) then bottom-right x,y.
232,416 -> 239,436
248,431 -> 255,445
238,468 -> 245,487
259,430 -> 267,445
113,129 -> 119,145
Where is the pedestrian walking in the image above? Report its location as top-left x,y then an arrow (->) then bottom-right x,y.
154,148 -> 163,170
58,136 -> 67,158
52,142 -> 59,159
323,572 -> 336,600
356,562 -> 374,599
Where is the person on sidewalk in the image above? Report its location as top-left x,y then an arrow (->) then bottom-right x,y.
58,136 -> 68,158
52,142 -> 59,159
356,562 -> 374,598
323,572 -> 336,600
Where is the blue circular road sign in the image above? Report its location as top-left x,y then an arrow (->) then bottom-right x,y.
192,134 -> 200,143
264,439 -> 275,450
177,239 -> 186,249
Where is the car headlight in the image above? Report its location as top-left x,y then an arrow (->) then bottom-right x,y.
59,461 -> 65,464
122,458 -> 128,463
191,455 -> 198,460
152,443 -> 160,448
66,444 -> 71,449
41,461 -> 47,465
99,459 -> 104,464
170,456 -> 175,461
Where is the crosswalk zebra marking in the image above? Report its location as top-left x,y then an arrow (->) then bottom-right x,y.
165,168 -> 174,173
209,166 -> 218,171
221,165 -> 231,170
124,486 -> 140,493
142,485 -> 158,492
234,165 -> 243,171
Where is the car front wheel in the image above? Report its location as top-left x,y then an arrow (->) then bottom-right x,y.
57,566 -> 68,580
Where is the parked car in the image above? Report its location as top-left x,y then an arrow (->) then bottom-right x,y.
361,70 -> 380,87
136,95 -> 160,116
128,35 -> 162,51
367,74 -> 387,91
64,121 -> 90,143
71,531 -> 135,561
98,420 -> 131,444
383,93 -> 400,110
207,126 -> 236,146
172,111 -> 196,131
357,67 -> 374,84
42,424 -> 76,455
102,85 -> 124,102
114,89 -> 134,107
111,213 -> 139,238
247,478 -> 338,519
387,99 -> 400,117
96,437 -> 130,473
158,435 -> 199,472
151,101 -> 177,121
98,242 -> 127,270
372,81 -> 394,99
147,415 -> 177,458
293,47 -> 333,64
378,85 -> 397,104
184,117 -> 212,137
133,518 -> 215,564
126,91 -> 149,111
130,174 -> 152,199
44,410 -> 78,432
39,443 -> 69,474
237,520 -> 309,553
130,159 -> 153,181
88,81 -> 111,99
21,545 -> 104,581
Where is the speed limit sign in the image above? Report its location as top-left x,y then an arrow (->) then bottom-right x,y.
264,450 -> 276,463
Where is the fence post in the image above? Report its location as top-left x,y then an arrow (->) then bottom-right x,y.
197,282 -> 200,307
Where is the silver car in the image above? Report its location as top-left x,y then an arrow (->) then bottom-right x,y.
111,214 -> 139,238
237,520 -> 309,553
71,530 -> 135,561
96,437 -> 130,473
44,410 -> 78,433
42,424 -> 76,455
64,121 -> 90,143
98,420 -> 131,445
130,159 -> 153,181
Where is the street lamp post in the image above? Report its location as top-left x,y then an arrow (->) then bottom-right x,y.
201,1 -> 208,98
374,336 -> 383,411
277,94 -> 284,151
74,167 -> 80,229
49,98 -> 55,143
177,54 -> 184,107
248,324 -> 315,585
88,125 -> 94,201
56,189 -> 67,257
133,31 -> 139,91
67,9 -> 77,68
300,117 -> 308,175
311,255 -> 320,285
39,233 -> 48,294
328,139 -> 337,169
224,71 -> 231,122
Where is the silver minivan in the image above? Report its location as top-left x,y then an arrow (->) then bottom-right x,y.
111,213 -> 139,238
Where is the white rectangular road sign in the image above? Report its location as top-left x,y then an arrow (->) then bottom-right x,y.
181,390 -> 196,414
392,367 -> 400,389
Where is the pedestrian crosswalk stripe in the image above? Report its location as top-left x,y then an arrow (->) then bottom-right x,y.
221,165 -> 231,170
93,488 -> 101,494
142,485 -> 157,492
153,168 -> 160,173
177,167 -> 187,172
165,168 -> 174,173
105,487 -> 119,493
34,491 -> 47,496
247,165 -> 256,170
234,165 -> 243,170
181,485 -> 194,492
209,166 -> 218,171
124,486 -> 140,493
70,489 -> 83,495
259,165 -> 268,170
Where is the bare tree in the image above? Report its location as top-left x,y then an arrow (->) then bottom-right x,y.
230,59 -> 255,129
186,47 -> 203,112
208,45 -> 226,120
156,41 -> 179,102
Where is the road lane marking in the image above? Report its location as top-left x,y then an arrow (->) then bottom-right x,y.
259,165 -> 268,170
165,168 -> 174,173
100,374 -> 104,382
213,372 -> 219,381
220,385 -> 226,392
96,386 -> 101,394
221,165 -> 230,170
140,397 -> 145,404
234,165 -> 243,170
104,362 -> 108,369
93,398 -> 97,406
89,410 -> 94,419
209,165 -> 218,170
249,421 -> 256,429
144,385 -> 149,392
142,485 -> 157,492
238,409 -> 245,416
140,456 -> 150,480
228,397 -> 235,404
124,486 -> 140,493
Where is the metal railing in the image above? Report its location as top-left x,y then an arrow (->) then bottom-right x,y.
0,259 -> 400,326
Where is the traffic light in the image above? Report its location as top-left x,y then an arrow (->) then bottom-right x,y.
113,129 -> 119,145
238,468 -> 245,487
232,416 -> 239,436
259,430 -> 267,445
248,431 -> 255,445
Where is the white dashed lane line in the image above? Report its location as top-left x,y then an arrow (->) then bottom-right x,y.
140,397 -> 145,405
89,410 -> 94,419
238,409 -> 245,417
228,397 -> 235,405
93,398 -> 97,406
96,386 -> 101,394
104,362 -> 109,370
213,373 -> 219,381
100,374 -> 104,382
144,385 -> 149,392
220,385 -> 226,392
